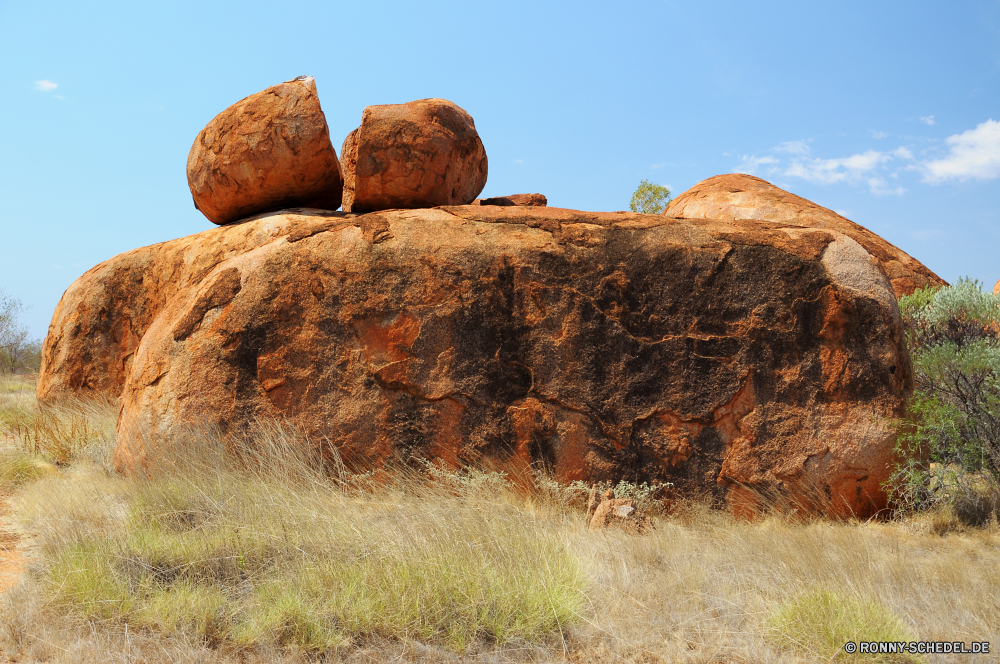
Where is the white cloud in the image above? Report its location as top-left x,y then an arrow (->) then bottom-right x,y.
893,147 -> 914,160
922,119 -> 1000,182
735,154 -> 778,175
920,115 -> 936,126
775,140 -> 811,156
650,163 -> 666,169
867,177 -> 906,196
784,150 -> 890,185
870,130 -> 888,139
34,80 -> 58,92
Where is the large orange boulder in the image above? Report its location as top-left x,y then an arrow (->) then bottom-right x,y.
61,205 -> 911,519
340,99 -> 488,213
36,210 -> 342,400
187,76 -> 343,225
665,174 -> 945,297
993,279 -> 999,295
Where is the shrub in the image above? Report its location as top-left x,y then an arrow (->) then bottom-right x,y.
889,279 -> 1000,524
0,451 -> 53,491
629,180 -> 671,215
767,588 -> 920,662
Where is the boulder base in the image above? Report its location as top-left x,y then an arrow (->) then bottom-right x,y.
341,99 -> 488,212
187,77 -> 343,225
60,205 -> 912,519
665,174 -> 945,297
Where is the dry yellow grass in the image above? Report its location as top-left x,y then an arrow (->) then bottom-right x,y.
0,392 -> 997,663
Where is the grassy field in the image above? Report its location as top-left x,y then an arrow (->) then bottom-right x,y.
0,377 -> 998,663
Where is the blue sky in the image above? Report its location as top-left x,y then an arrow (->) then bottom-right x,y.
1,0 -> 998,338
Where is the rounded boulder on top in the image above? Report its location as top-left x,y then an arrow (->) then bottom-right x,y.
187,76 -> 343,225
665,173 -> 946,298
340,98 -> 488,213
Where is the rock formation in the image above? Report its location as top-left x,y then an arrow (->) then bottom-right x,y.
340,99 -> 488,213
187,77 -> 343,225
589,492 -> 649,534
665,174 -> 945,298
994,279 -> 999,296
473,194 -> 548,207
36,211 -> 334,400
41,204 -> 909,519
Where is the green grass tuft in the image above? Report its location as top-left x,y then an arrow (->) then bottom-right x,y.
0,450 -> 53,491
41,447 -> 588,653
768,588 -> 922,662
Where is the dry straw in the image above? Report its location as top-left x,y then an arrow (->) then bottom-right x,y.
0,387 -> 997,662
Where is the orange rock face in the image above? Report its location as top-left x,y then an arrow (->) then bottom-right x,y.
994,279 -> 1000,295
36,210 -> 342,400
340,99 -> 488,213
665,174 -> 945,297
187,77 -> 343,225
34,205 -> 905,518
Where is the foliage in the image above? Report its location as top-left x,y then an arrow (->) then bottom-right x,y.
889,279 -> 1000,523
629,179 -> 672,215
767,588 -> 920,662
0,289 -> 41,374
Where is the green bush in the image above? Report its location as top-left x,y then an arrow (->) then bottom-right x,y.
767,589 -> 920,662
889,279 -> 1000,523
629,180 -> 671,215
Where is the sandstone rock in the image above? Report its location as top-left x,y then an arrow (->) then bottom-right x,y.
589,496 -> 649,534
473,194 -> 547,207
78,204 -> 912,519
994,279 -> 1000,295
187,76 -> 343,225
665,174 -> 945,297
37,210 -> 346,401
340,99 -> 487,212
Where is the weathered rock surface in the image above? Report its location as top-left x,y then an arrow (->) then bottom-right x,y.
473,194 -> 547,207
341,99 -> 488,213
37,209 -> 343,400
77,205 -> 912,518
665,174 -> 945,297
994,279 -> 1000,296
187,77 -> 343,225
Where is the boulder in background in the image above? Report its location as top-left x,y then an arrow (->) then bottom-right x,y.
665,173 -> 945,297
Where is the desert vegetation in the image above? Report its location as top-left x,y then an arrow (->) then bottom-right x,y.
889,279 -> 1000,527
0,291 -> 41,375
629,179 -> 672,215
0,367 -> 998,663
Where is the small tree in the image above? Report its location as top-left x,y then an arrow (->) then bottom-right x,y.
888,279 -> 1000,524
0,289 -> 39,374
629,180 -> 672,215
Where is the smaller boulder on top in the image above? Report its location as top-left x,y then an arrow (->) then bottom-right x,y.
472,193 -> 547,207
341,98 -> 488,213
187,76 -> 343,225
